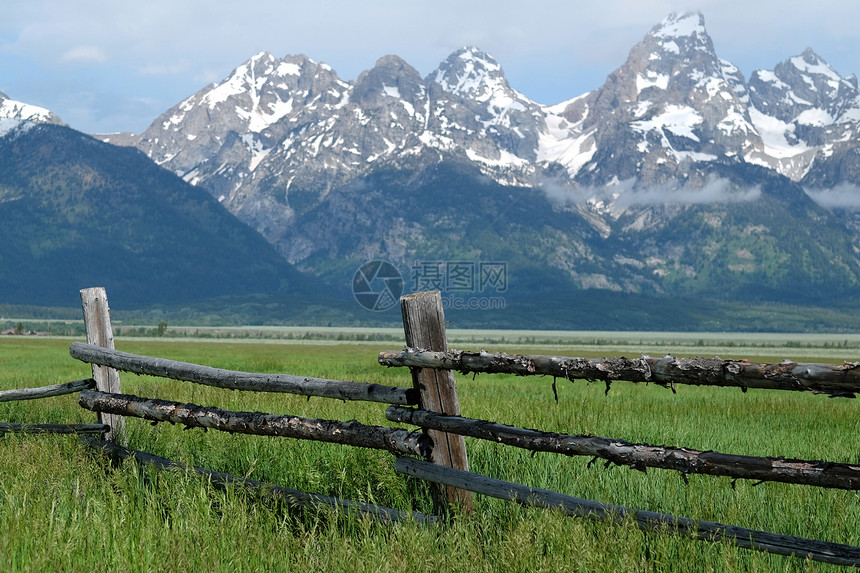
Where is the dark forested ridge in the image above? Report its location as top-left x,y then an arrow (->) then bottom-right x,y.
0,123 -> 312,308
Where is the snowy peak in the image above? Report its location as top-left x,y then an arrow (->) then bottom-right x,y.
423,47 -> 544,172
650,12 -> 709,43
638,12 -> 718,74
430,47 -> 509,101
134,50 -> 352,180
636,12 -> 722,89
750,48 -> 859,126
565,10 -> 758,184
197,51 -> 348,133
0,93 -> 63,126
351,55 -> 426,108
588,10 -> 724,112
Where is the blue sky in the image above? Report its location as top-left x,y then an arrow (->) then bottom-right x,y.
2,0 -> 858,134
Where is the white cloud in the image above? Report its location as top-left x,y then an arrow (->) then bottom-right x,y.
804,184 -> 860,210
543,176 -> 761,208
618,178 -> 761,207
60,45 -> 107,64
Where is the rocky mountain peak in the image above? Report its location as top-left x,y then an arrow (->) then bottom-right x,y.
649,12 -> 708,42
744,47 -> 860,183
749,48 -> 859,126
351,55 -> 425,107
81,10 -> 860,314
197,52 -> 347,132
429,46 -> 509,101
584,11 -> 723,118
637,12 -> 721,87
570,10 -> 757,186
422,47 -> 544,171
113,11 -> 860,261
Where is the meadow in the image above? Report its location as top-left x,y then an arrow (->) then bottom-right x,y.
1,334 -> 859,572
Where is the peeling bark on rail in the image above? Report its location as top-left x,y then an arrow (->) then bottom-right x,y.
387,406 -> 860,490
79,390 -> 430,457
71,342 -> 417,405
378,349 -> 860,396
396,457 -> 860,567
82,437 -> 438,524
0,379 -> 95,402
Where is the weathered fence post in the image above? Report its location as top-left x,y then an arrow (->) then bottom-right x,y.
80,287 -> 125,444
400,290 -> 473,514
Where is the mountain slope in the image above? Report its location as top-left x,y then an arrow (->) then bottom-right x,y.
0,121 -> 309,307
259,156 -> 860,306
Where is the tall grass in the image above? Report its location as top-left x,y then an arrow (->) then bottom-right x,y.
0,337 -> 856,571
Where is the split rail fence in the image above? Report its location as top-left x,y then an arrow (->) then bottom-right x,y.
4,286 -> 860,566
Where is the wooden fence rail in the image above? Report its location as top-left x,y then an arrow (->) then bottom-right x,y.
0,378 -> 104,436
379,348 -> 860,397
84,437 -> 438,525
386,405 -> 860,490
0,379 -> 95,402
0,423 -> 109,435
78,389 -> 431,457
395,457 -> 860,568
71,342 -> 417,405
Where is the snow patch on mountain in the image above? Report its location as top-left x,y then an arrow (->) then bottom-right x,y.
0,94 -> 62,126
631,105 -> 703,141
0,117 -> 24,137
747,107 -> 809,158
637,71 -> 670,93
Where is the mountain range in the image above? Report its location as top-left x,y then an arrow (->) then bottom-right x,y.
4,12 -> 860,329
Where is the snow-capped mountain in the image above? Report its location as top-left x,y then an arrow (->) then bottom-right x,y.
92,11 -> 860,305
125,45 -> 557,255
118,12 -> 860,217
426,47 -> 546,175
134,46 -> 547,191
0,92 -> 63,135
552,12 -> 759,186
746,48 -> 860,181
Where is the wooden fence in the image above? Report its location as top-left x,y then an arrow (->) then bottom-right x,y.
4,286 -> 860,566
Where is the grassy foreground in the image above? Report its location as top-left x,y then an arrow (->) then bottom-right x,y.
1,336 -> 859,572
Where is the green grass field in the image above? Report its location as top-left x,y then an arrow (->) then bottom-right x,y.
1,335 -> 858,572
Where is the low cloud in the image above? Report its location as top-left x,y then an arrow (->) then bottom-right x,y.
804,184 -> 860,210
541,176 -> 761,209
